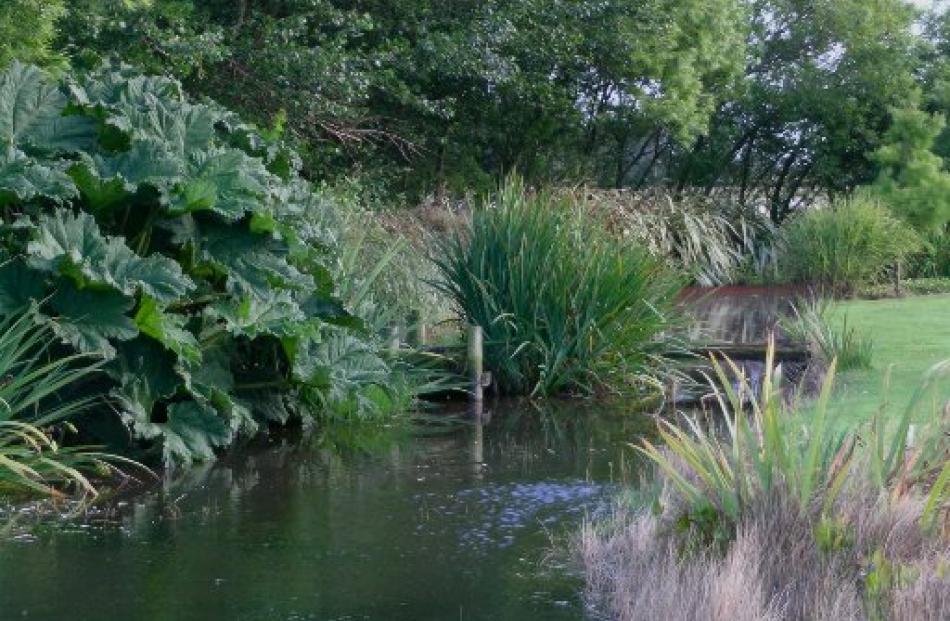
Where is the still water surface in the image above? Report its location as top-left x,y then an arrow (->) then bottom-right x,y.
0,402 -> 653,621
0,286 -> 795,620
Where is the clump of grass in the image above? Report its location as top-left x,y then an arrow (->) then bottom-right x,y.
0,308 -> 145,499
779,195 -> 920,294
781,298 -> 874,371
579,341 -> 950,620
433,176 -> 681,397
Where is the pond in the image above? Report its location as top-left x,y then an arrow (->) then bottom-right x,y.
0,286 -> 804,620
0,401 -> 654,621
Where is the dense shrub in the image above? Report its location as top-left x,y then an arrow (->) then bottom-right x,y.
0,62 -> 398,464
434,177 -> 680,397
906,229 -> 950,278
778,196 -> 920,293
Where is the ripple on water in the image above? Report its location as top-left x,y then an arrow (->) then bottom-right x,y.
413,479 -> 615,553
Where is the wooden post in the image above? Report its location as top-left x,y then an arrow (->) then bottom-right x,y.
894,261 -> 902,297
388,322 -> 401,357
407,310 -> 428,347
467,324 -> 484,403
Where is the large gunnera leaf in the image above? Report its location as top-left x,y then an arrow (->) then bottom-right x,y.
0,62 -> 96,153
0,147 -> 77,205
169,148 -> 272,220
0,260 -> 47,314
209,292 -> 308,339
48,280 -> 137,358
155,400 -> 233,464
197,220 -> 312,299
133,296 -> 201,364
69,142 -> 182,211
28,211 -> 194,302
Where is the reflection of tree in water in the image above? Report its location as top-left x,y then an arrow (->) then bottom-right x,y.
0,402 -> 655,620
681,287 -> 801,345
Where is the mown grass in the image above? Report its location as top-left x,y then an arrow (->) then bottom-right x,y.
827,293 -> 950,425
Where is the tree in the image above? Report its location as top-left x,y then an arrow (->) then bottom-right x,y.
58,0 -> 748,196
870,105 -> 950,233
670,0 -> 921,222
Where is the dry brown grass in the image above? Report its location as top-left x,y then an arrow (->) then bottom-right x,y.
579,481 -> 950,621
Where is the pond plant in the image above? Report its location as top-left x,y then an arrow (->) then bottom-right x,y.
0,62 -> 403,465
780,298 -> 874,372
580,343 -> 950,620
0,307 -> 139,498
434,176 -> 681,397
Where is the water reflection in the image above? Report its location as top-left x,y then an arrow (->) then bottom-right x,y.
0,401 -> 652,621
680,285 -> 803,345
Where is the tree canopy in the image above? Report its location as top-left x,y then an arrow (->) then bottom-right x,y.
1,0 -> 949,215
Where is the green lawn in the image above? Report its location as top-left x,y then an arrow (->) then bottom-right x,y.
827,294 -> 950,425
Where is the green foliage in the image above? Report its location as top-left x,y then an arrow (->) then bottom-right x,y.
0,307 -> 139,498
0,1 -> 67,70
906,229 -> 950,278
0,62 -> 396,465
638,339 -> 949,538
871,105 -> 950,233
781,299 -> 874,371
639,343 -> 851,530
778,196 -> 920,292
58,0 -> 747,196
434,176 -> 680,396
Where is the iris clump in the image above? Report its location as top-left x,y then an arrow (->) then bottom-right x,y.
434,176 -> 681,397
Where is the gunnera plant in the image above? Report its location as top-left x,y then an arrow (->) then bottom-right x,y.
0,62 -> 400,465
433,176 -> 681,397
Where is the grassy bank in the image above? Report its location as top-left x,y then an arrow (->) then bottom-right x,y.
827,294 -> 950,424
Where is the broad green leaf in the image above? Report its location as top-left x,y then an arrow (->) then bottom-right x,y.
240,389 -> 294,425
160,400 -> 233,464
293,330 -> 389,394
48,281 -> 137,358
198,220 -> 312,299
0,260 -> 47,315
67,160 -> 128,212
120,97 -> 217,158
208,292 -> 307,338
138,399 -> 233,465
168,148 -> 271,220
0,147 -> 76,205
133,296 -> 200,364
27,210 -> 194,302
69,141 -> 182,211
109,337 -> 181,419
180,341 -> 257,435
0,62 -> 96,153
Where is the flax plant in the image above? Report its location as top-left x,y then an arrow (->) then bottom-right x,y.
433,176 -> 681,396
638,336 -> 853,528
